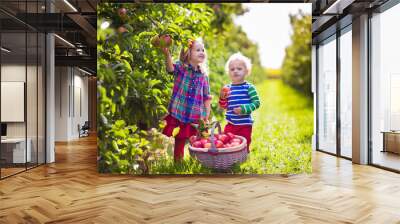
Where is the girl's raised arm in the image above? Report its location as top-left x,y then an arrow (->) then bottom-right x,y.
161,47 -> 174,73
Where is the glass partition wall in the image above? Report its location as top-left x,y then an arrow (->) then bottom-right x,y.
316,24 -> 353,159
0,1 -> 46,179
317,35 -> 337,155
370,3 -> 400,171
339,26 -> 352,159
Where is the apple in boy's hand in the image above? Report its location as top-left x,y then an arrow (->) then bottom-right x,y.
220,86 -> 230,99
159,34 -> 173,48
222,86 -> 230,93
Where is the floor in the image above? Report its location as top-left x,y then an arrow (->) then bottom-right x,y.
0,136 -> 400,223
372,150 -> 400,171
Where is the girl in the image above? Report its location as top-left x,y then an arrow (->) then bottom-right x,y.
219,52 -> 261,152
161,38 -> 212,161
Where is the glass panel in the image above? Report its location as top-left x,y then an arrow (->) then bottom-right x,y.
371,4 -> 400,171
318,35 -> 337,154
38,32 -> 45,165
340,27 -> 352,158
27,30 -> 38,169
0,17 -> 27,177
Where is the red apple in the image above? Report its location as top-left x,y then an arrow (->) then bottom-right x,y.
118,8 -> 127,18
215,140 -> 224,148
231,138 -> 242,144
117,26 -> 128,33
230,142 -> 240,147
212,4 -> 220,12
189,135 -> 199,144
222,86 -> 230,93
226,132 -> 235,139
159,34 -> 173,48
200,138 -> 210,146
204,143 -> 212,149
218,134 -> 229,143
192,141 -> 203,148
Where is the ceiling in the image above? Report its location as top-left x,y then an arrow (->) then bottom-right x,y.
310,0 -> 390,43
0,0 -> 97,75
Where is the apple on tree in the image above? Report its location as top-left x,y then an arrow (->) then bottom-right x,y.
151,35 -> 160,47
117,26 -> 128,34
118,8 -> 127,19
159,34 -> 173,48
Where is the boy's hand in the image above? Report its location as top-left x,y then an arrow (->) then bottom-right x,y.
233,107 -> 242,115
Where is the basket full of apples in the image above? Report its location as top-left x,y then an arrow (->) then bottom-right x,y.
188,121 -> 248,170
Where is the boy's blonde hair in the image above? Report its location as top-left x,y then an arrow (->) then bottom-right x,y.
179,37 -> 209,75
225,52 -> 252,75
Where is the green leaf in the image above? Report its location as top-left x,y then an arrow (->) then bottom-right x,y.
172,127 -> 180,137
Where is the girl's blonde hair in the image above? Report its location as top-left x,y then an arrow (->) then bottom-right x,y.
225,52 -> 252,75
179,38 -> 209,75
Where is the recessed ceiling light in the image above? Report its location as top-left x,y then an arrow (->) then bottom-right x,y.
78,67 -> 92,76
63,0 -> 78,12
1,47 -> 11,53
54,34 -> 75,48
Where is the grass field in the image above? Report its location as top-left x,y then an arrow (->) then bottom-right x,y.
151,79 -> 313,174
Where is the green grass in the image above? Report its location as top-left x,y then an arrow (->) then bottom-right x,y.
232,79 -> 313,174
150,79 -> 313,174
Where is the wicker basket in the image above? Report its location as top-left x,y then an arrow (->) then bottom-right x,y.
189,121 -> 248,170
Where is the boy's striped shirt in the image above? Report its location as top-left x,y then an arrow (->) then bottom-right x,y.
219,82 -> 260,125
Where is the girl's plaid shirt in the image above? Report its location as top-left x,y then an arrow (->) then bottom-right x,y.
167,61 -> 211,123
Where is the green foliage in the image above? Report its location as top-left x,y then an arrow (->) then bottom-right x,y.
97,3 -> 270,174
281,11 -> 312,98
97,3 -> 215,173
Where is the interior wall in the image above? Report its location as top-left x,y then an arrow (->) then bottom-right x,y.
55,66 -> 89,141
0,64 -> 38,139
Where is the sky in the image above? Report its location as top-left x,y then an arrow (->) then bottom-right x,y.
234,3 -> 311,69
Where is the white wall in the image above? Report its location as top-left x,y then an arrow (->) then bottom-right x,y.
1,63 -> 46,163
55,67 -> 89,141
0,65 -> 36,138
